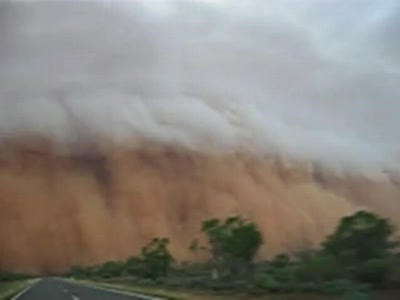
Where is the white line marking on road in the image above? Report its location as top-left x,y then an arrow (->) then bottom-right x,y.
63,288 -> 69,293
11,279 -> 42,300
61,279 -> 162,300
71,295 -> 79,300
83,285 -> 161,300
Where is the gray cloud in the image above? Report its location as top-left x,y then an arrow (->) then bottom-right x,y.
0,0 -> 399,171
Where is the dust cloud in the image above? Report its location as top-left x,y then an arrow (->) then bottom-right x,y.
0,1 -> 399,273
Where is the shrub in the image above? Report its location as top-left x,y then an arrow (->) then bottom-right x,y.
96,261 -> 125,278
356,258 -> 391,286
0,271 -> 29,281
270,253 -> 290,269
141,238 -> 173,279
254,273 -> 283,292
68,265 -> 92,279
294,253 -> 346,283
318,279 -> 356,296
125,256 -> 146,277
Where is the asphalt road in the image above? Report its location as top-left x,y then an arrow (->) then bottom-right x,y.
13,278 -> 157,300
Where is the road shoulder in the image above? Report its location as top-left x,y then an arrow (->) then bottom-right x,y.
0,279 -> 39,300
62,278 -> 164,300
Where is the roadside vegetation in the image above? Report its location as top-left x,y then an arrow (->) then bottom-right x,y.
67,211 -> 400,299
0,272 -> 32,300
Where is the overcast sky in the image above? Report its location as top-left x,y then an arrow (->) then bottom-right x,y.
0,0 -> 399,170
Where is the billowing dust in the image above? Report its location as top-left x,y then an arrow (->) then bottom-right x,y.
0,138 -> 399,274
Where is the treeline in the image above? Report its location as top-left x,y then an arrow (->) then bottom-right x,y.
0,271 -> 31,282
68,211 -> 400,298
68,237 -> 173,280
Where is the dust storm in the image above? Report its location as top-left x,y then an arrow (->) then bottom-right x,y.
0,1 -> 399,273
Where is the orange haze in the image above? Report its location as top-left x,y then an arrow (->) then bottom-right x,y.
0,138 -> 399,274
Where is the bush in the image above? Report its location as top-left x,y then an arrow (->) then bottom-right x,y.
318,279 -> 357,296
141,238 -> 173,279
0,271 -> 29,281
68,265 -> 92,279
96,261 -> 125,278
254,273 -> 283,292
185,278 -> 211,289
343,284 -> 371,300
270,265 -> 296,282
61,213 -> 395,298
387,255 -> 400,285
205,279 -> 250,291
134,278 -> 157,286
356,258 -> 391,285
269,254 -> 290,269
125,256 -> 146,277
294,254 -> 346,283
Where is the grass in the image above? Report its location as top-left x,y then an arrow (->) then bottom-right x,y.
0,280 -> 30,300
71,279 -> 186,299
75,279 -> 329,300
75,278 -> 400,300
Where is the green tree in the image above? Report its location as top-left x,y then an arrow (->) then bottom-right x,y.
141,238 -> 173,280
196,216 -> 263,279
323,210 -> 397,284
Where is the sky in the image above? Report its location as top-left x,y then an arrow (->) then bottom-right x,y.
0,0 -> 399,171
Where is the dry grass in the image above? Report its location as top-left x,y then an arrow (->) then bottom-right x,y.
81,280 -> 326,300
0,280 -> 29,300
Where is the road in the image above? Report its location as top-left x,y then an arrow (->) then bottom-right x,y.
13,278 -> 158,300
